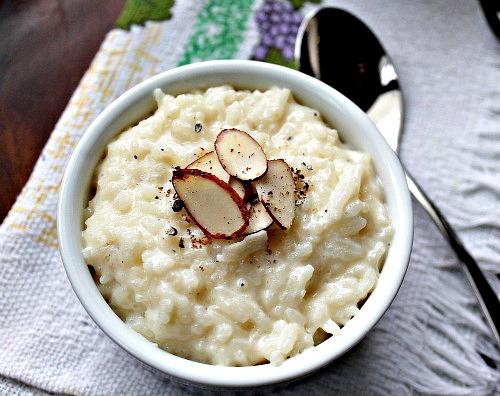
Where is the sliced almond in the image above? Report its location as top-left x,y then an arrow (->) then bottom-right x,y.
214,129 -> 267,181
229,178 -> 246,200
255,159 -> 295,229
172,169 -> 249,239
187,151 -> 230,183
242,201 -> 273,235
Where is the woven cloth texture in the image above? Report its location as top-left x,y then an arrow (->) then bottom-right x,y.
0,0 -> 499,394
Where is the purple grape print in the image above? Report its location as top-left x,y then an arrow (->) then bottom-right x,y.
270,25 -> 280,37
270,13 -> 281,23
262,35 -> 274,47
275,35 -> 286,50
252,0 -> 306,67
279,24 -> 290,35
282,45 -> 294,60
254,45 -> 268,60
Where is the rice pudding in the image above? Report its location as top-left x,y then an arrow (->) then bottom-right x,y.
82,86 -> 393,366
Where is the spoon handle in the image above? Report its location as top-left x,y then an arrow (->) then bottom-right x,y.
405,169 -> 500,345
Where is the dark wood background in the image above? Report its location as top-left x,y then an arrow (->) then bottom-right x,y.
0,0 -> 125,221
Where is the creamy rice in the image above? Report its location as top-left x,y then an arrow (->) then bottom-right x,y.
82,86 -> 392,366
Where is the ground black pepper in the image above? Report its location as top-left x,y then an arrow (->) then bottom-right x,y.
248,192 -> 259,204
172,199 -> 184,212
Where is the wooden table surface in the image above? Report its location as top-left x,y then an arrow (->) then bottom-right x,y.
0,0 -> 125,221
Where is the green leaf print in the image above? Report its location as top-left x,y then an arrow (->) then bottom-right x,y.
264,48 -> 297,69
116,0 -> 175,30
288,0 -> 320,10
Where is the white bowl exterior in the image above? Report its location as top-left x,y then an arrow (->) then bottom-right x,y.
58,60 -> 413,388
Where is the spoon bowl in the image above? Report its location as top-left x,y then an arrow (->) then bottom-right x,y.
295,7 -> 403,152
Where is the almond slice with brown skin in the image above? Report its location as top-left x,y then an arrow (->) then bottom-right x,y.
242,201 -> 273,235
172,169 -> 249,239
229,177 -> 247,200
187,151 -> 230,183
215,129 -> 267,181
255,159 -> 295,229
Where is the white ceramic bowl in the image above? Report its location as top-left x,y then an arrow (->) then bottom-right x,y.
58,60 -> 413,390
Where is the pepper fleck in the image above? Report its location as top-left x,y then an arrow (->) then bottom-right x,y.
248,193 -> 259,204
168,227 -> 178,236
133,155 -> 138,159
172,199 -> 184,212
178,238 -> 185,248
195,123 -> 202,133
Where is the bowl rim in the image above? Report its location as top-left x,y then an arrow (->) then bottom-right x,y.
58,59 -> 413,388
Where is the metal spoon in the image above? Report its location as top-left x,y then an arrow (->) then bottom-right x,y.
295,7 -> 500,345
